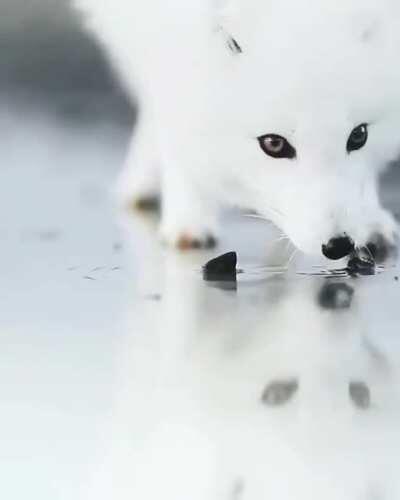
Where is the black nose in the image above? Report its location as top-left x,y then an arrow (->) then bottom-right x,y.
322,235 -> 355,260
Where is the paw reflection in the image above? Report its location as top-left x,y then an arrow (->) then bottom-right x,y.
261,379 -> 299,406
349,381 -> 371,409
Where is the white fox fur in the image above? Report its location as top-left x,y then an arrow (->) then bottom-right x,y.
75,0 -> 400,256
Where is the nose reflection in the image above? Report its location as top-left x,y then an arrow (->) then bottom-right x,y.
318,282 -> 354,310
104,215 -> 400,499
322,234 -> 355,260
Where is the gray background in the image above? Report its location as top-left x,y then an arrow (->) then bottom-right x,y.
0,0 -> 134,124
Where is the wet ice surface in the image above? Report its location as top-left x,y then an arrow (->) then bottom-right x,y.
1,106 -> 400,500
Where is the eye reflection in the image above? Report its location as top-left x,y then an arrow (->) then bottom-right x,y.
261,379 -> 299,406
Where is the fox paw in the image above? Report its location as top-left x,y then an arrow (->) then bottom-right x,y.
175,233 -> 217,250
161,225 -> 218,250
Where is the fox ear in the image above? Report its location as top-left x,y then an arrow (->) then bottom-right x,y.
217,25 -> 242,54
216,1 -> 243,54
227,35 -> 242,53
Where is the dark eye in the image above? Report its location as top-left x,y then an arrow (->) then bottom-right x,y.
257,134 -> 296,159
347,123 -> 368,153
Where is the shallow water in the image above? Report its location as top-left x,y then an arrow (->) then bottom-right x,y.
0,103 -> 400,500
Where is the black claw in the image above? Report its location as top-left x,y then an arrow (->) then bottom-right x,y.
133,196 -> 161,212
204,235 -> 218,249
191,239 -> 202,249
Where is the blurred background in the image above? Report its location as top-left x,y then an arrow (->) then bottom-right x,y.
0,0 -> 133,124
0,4 -> 140,499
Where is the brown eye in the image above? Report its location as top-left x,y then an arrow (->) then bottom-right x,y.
257,134 -> 296,159
347,123 -> 368,153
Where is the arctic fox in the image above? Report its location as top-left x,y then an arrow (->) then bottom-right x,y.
75,0 -> 400,260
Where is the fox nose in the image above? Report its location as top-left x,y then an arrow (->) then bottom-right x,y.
322,235 -> 355,260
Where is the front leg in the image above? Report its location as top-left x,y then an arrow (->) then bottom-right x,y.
160,165 -> 219,249
116,106 -> 161,210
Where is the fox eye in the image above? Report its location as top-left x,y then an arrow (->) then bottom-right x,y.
257,134 -> 296,159
347,123 -> 368,153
